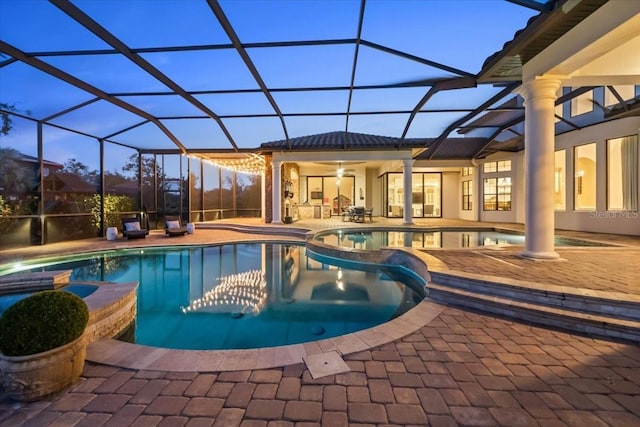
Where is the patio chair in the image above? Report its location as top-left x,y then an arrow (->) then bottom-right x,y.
341,206 -> 353,222
121,216 -> 149,240
165,215 -> 188,237
364,207 -> 374,222
352,206 -> 365,223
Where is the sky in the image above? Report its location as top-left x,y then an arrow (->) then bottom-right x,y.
0,0 -> 541,171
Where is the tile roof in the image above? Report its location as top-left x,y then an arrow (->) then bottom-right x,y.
261,131 -> 493,160
259,131 -> 425,151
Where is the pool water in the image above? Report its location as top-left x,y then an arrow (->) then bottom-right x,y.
0,284 -> 98,316
315,228 -> 608,250
4,243 -> 424,350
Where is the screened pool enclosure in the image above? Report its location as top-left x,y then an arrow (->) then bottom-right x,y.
2,0 -> 631,249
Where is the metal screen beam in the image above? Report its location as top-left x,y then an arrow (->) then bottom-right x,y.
505,0 -> 552,13
399,77 -> 476,144
344,0 -> 367,149
420,83 -> 519,159
206,0 -> 290,149
0,40 -> 187,152
50,0 -> 239,151
361,40 -> 475,78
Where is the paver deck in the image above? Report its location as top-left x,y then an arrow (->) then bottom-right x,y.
1,218 -> 639,426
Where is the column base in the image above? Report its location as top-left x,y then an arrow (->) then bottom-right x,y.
402,220 -> 414,226
520,250 -> 561,260
271,220 -> 283,225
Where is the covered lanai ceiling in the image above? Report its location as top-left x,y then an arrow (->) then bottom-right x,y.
0,0 -> 618,162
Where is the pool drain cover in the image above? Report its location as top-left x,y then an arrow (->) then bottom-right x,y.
303,351 -> 350,379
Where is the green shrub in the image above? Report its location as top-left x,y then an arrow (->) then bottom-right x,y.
0,291 -> 89,356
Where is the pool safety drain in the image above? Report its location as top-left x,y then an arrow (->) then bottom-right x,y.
303,351 -> 350,379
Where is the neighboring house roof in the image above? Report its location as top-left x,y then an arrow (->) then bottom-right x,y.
15,152 -> 63,170
107,180 -> 139,196
45,172 -> 96,193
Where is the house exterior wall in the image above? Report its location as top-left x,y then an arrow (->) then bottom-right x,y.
442,172 -> 459,219
554,116 -> 640,235
464,117 -> 639,235
458,167 -> 478,222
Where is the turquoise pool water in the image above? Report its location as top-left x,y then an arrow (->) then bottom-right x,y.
315,228 -> 608,250
3,243 -> 424,350
0,284 -> 98,316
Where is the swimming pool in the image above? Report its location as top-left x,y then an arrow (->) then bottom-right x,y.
3,242 -> 424,350
314,228 -> 609,250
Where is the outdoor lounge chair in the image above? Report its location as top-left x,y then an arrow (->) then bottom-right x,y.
165,215 -> 188,237
121,216 -> 149,239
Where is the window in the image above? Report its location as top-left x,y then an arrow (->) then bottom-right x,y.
461,167 -> 473,177
483,160 -> 510,173
483,162 -> 497,173
570,88 -> 593,116
574,143 -> 597,210
607,135 -> 638,211
555,150 -> 566,210
497,177 -> 512,210
483,177 -> 511,211
385,172 -> 441,218
497,160 -> 511,172
604,85 -> 636,107
462,180 -> 472,210
483,178 -> 497,210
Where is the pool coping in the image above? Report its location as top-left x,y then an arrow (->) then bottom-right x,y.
86,298 -> 446,372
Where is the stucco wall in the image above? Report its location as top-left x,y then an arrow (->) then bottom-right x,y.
554,117 -> 640,235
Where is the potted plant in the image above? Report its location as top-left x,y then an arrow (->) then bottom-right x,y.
0,290 -> 89,401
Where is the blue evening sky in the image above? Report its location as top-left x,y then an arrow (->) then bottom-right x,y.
0,0 -> 540,171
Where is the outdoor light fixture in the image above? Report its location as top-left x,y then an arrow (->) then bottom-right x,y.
196,153 -> 266,175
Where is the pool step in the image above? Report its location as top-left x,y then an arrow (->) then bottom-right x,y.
0,270 -> 72,295
427,271 -> 640,343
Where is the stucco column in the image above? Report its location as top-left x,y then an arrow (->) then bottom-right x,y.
517,78 -> 562,259
260,171 -> 266,222
403,158 -> 414,225
272,160 -> 283,224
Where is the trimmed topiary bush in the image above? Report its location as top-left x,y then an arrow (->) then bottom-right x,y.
0,290 -> 89,356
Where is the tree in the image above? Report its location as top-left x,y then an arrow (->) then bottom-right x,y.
86,193 -> 135,230
0,147 -> 37,211
1,103 -> 18,136
1,102 -> 31,136
63,158 -> 90,175
122,153 -> 162,185
63,158 -> 98,185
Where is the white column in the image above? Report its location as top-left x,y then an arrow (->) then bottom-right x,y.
517,78 -> 562,259
403,159 -> 414,225
260,171 -> 266,222
272,160 -> 282,224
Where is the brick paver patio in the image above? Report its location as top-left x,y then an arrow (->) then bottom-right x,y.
1,219 -> 638,426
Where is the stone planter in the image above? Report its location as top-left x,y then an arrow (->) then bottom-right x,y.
0,334 -> 87,402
